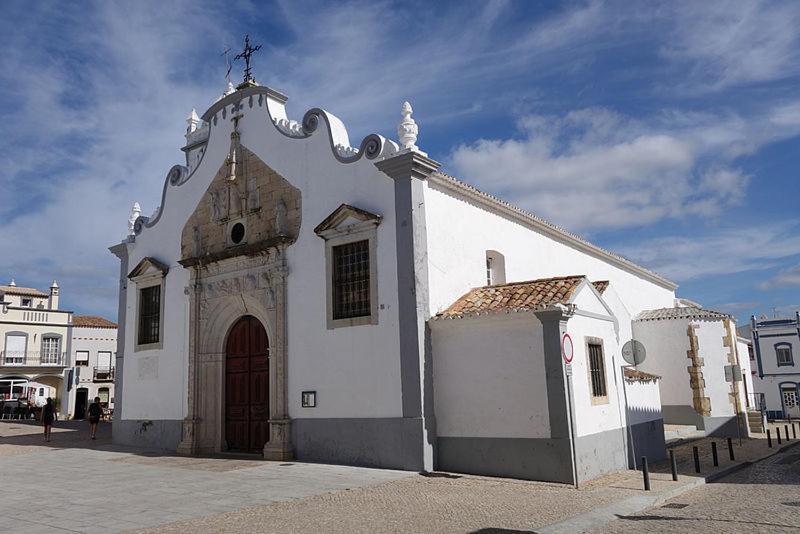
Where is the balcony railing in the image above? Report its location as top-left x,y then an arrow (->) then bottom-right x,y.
1,351 -> 66,366
93,366 -> 115,382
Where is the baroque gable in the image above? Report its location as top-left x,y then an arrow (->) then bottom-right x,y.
180,143 -> 301,264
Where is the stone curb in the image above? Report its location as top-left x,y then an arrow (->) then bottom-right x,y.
535,440 -> 800,534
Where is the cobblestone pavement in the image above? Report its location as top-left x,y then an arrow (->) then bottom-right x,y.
593,443 -> 800,534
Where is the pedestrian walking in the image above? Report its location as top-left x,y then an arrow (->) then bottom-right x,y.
88,397 -> 102,440
42,397 -> 55,442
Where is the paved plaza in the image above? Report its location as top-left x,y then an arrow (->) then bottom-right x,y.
1,420 -> 798,533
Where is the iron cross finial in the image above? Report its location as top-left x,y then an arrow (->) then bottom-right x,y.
234,34 -> 262,84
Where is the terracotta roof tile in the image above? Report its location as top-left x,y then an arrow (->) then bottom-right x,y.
436,275 -> 586,319
634,306 -> 731,322
73,315 -> 118,329
592,280 -> 609,294
0,285 -> 49,298
624,368 -> 660,382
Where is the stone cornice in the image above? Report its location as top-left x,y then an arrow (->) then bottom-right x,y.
374,150 -> 441,181
179,235 -> 292,268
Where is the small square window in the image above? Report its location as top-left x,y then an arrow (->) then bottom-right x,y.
776,344 -> 794,367
75,351 -> 89,367
21,298 -> 31,307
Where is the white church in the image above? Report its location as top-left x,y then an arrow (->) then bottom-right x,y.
109,60 -> 748,483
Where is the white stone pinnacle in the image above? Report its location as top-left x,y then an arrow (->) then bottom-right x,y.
186,108 -> 201,134
398,101 -> 419,151
128,202 -> 142,236
225,81 -> 236,96
8,278 -> 15,287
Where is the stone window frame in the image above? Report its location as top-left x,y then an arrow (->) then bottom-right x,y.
132,271 -> 166,352
775,342 -> 794,367
315,205 -> 382,330
585,336 -> 609,405
323,227 -> 379,329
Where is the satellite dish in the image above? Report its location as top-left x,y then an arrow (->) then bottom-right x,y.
622,340 -> 646,366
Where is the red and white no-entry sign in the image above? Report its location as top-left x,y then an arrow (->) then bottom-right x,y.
562,333 -> 574,364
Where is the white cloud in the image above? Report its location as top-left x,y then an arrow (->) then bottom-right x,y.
662,0 -> 800,90
448,107 -> 768,231
613,222 -> 800,282
759,264 -> 800,290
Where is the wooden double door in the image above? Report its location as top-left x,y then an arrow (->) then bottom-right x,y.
225,315 -> 270,453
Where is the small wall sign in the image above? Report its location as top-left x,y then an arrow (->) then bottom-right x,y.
562,333 -> 574,365
301,390 -> 317,408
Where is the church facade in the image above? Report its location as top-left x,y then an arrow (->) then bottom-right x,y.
111,79 -> 689,483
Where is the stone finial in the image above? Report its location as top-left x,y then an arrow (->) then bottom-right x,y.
186,108 -> 201,134
397,101 -> 419,151
128,202 -> 142,236
8,278 -> 16,287
50,280 -> 59,289
225,81 -> 236,96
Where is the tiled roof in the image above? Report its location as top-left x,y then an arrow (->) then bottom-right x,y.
428,171 -> 677,290
436,275 -> 586,319
0,285 -> 49,298
592,280 -> 609,294
634,306 -> 731,322
73,315 -> 118,329
624,368 -> 660,382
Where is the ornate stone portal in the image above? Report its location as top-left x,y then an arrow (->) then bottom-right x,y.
176,133 -> 300,459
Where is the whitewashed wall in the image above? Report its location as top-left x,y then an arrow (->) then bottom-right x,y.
121,91 -> 405,422
624,378 -> 663,425
633,319 -> 693,407
757,329 -> 799,376
422,181 -> 676,318
70,325 -> 117,415
694,321 -> 735,418
566,310 -> 625,437
431,314 -> 550,438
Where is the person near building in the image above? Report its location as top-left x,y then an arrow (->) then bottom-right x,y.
42,397 -> 55,442
88,396 -> 102,440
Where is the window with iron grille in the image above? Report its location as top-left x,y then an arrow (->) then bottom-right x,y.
332,240 -> 370,320
138,285 -> 161,345
588,342 -> 607,399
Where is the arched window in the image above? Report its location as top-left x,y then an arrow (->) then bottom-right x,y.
485,250 -> 506,286
775,343 -> 794,367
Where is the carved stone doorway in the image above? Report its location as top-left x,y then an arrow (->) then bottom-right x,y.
225,315 -> 270,453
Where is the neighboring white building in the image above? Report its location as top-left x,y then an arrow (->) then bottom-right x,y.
109,79 -> 702,483
749,314 -> 800,420
0,280 -> 72,416
67,316 -> 117,419
632,305 -> 750,437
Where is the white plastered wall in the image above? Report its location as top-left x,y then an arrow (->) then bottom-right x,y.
431,314 -> 550,438
120,93 -> 405,422
422,181 -> 676,318
624,378 -> 663,425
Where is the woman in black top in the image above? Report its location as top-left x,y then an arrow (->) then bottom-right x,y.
42,397 -> 55,442
88,397 -> 102,440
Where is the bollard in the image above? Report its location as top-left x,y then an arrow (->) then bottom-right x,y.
793,423 -> 797,440
778,427 -> 782,445
786,425 -> 791,442
727,437 -> 735,461
669,449 -> 678,481
711,442 -> 719,467
693,446 -> 700,473
641,456 -> 651,491
767,429 -> 773,448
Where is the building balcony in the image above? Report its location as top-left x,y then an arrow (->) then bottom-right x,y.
1,351 -> 67,367
92,366 -> 115,382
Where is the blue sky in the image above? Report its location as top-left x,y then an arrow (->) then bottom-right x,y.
1,0 -> 799,323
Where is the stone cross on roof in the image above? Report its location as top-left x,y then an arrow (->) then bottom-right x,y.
234,34 -> 262,86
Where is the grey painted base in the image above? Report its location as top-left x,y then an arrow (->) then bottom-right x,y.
436,437 -> 574,483
574,427 -> 629,482
113,419 -> 183,452
702,415 -> 743,437
292,417 -> 425,471
626,418 -> 666,468
661,405 -> 743,438
662,405 -> 704,428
